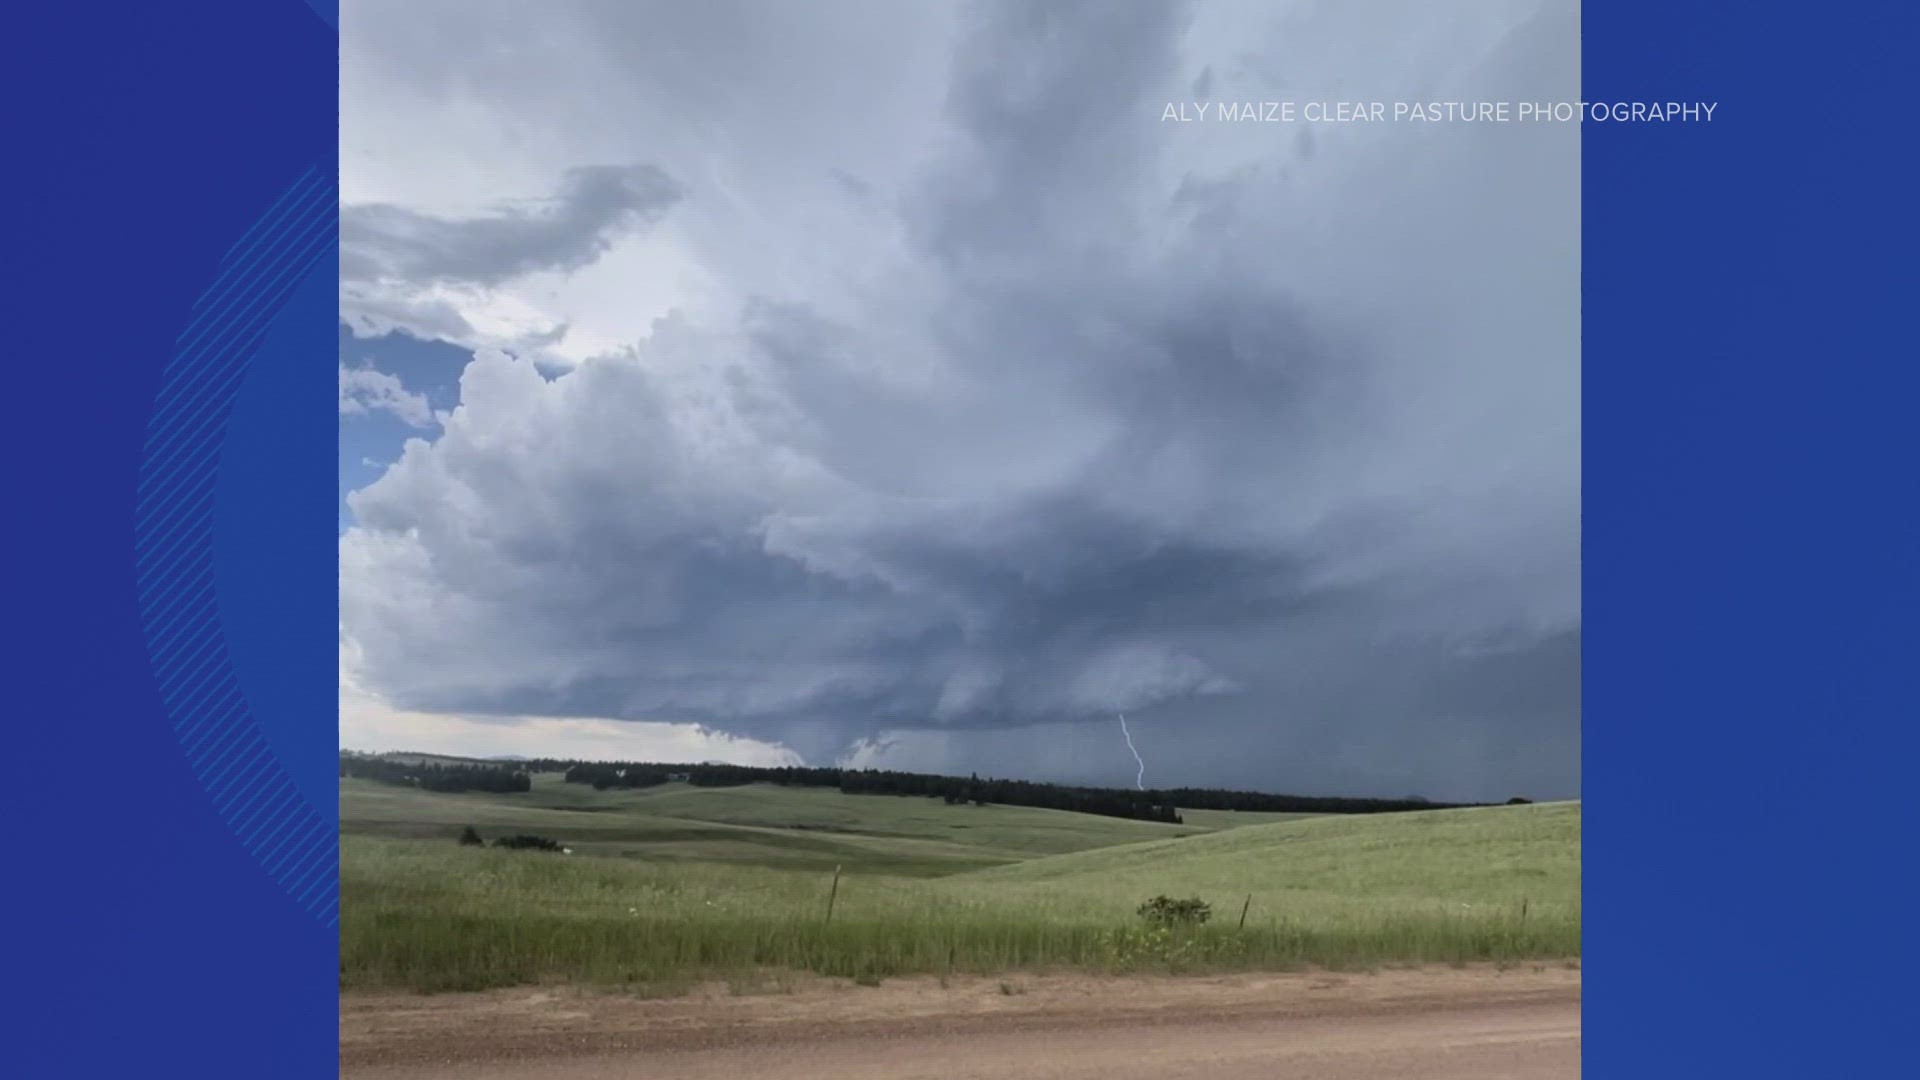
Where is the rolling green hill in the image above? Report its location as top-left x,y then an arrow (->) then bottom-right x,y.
343,775 -> 1222,875
342,773 -> 1578,991
953,801 -> 1580,919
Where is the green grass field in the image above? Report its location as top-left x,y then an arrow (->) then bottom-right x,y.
343,775 -> 1219,874
342,772 -> 1580,992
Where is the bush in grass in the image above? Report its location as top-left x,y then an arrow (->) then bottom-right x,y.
458,825 -> 484,846
1100,924 -> 1247,968
492,834 -> 563,852
1136,895 -> 1211,927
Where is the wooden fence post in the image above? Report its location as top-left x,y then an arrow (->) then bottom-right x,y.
1238,893 -> 1252,930
825,864 -> 842,924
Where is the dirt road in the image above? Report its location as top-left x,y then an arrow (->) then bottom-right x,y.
343,965 -> 1580,1079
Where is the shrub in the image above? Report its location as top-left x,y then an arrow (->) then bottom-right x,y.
492,834 -> 563,852
458,826 -> 484,846
1136,895 -> 1211,927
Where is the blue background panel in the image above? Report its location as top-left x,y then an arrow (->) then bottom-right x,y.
4,1 -> 338,1076
1586,1 -> 1915,1076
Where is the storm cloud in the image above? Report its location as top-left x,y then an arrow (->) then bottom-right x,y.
342,164 -> 680,287
340,0 -> 1580,800
340,164 -> 681,343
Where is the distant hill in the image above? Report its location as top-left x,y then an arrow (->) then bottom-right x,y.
340,749 -> 1482,825
966,800 -> 1581,913
349,750 -> 495,767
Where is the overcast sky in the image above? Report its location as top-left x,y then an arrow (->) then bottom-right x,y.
339,0 -> 1580,802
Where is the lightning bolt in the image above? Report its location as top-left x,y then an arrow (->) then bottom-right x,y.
1117,712 -> 1146,791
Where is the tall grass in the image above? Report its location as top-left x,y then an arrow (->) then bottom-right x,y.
346,905 -> 1576,993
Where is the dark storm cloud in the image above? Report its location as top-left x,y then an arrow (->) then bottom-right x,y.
920,0 -> 1192,266
341,164 -> 681,288
341,0 -> 1580,800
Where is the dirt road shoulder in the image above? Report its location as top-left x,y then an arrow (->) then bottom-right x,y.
343,964 -> 1580,1077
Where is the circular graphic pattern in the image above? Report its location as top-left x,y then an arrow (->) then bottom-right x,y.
134,167 -> 338,928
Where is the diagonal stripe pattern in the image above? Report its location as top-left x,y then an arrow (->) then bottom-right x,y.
135,167 -> 338,928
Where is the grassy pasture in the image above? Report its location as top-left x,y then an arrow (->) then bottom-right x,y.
969,801 -> 1581,916
342,776 -> 1579,992
344,776 -> 1212,874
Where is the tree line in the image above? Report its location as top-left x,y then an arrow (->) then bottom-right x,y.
342,753 -> 1484,822
552,760 -> 1474,822
339,755 -> 532,793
